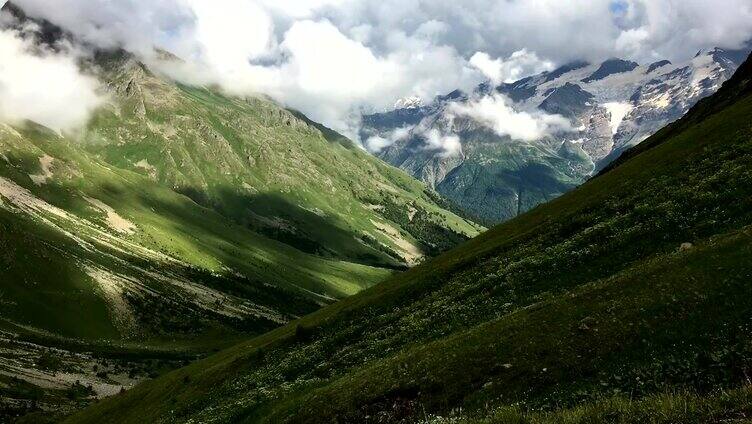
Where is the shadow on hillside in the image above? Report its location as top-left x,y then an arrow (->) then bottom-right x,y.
0,141 -> 393,339
0,208 -> 121,340
176,185 -> 407,270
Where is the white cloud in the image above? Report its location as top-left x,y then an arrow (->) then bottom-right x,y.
364,135 -> 390,153
5,0 -> 752,140
280,20 -> 390,98
470,49 -> 554,85
365,126 -> 412,153
186,0 -> 275,72
421,128 -> 461,158
190,18 -> 478,139
611,0 -> 752,61
258,0 -> 347,19
0,25 -> 103,132
449,94 -> 574,142
11,0 -> 196,56
366,123 -> 462,158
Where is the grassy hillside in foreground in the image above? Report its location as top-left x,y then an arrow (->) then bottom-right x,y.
429,384 -> 752,423
66,54 -> 752,423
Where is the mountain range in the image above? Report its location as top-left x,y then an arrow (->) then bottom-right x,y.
361,42 -> 752,223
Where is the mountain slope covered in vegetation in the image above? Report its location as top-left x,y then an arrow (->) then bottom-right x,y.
82,51 -> 481,269
68,52 -> 752,423
0,3 -> 480,420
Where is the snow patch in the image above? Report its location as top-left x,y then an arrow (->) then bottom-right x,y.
603,102 -> 633,135
394,96 -> 423,109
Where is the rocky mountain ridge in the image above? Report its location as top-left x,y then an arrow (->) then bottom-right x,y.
362,42 -> 752,222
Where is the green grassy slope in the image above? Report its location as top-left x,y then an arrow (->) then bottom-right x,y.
67,54 -> 752,423
81,52 -> 480,269
0,113 -> 396,418
0,122 -> 391,340
431,384 -> 752,423
437,133 -> 590,223
0,114 -> 393,422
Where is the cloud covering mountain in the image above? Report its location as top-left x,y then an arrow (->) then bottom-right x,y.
2,0 -> 752,138
0,4 -> 103,131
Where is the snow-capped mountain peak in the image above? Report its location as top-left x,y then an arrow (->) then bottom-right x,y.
393,96 -> 424,110
361,42 -> 751,223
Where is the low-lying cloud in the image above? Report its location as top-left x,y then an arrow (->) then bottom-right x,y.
365,123 -> 463,159
0,20 -> 104,132
421,128 -> 462,158
365,126 -> 412,153
365,92 -> 572,158
449,94 -> 574,142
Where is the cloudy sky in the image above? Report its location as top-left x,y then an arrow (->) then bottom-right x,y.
1,0 -> 752,138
